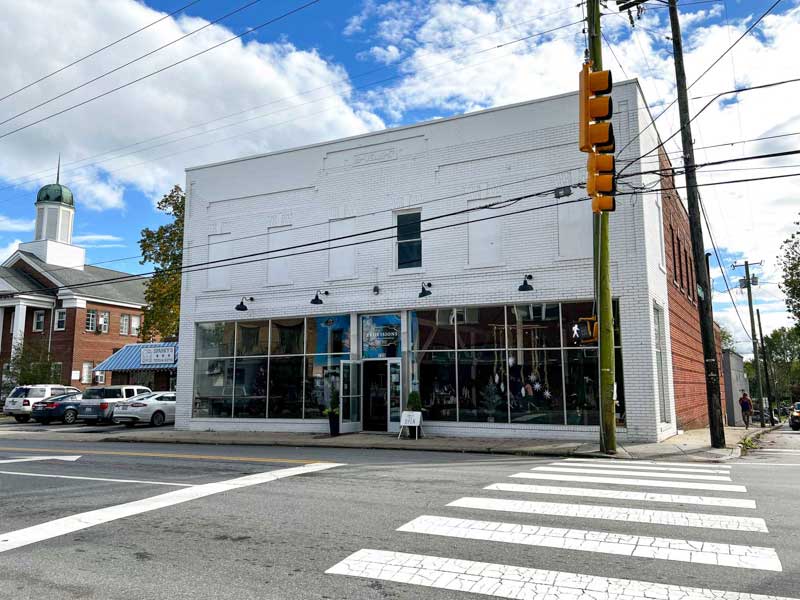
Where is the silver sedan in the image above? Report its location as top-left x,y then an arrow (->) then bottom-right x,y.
113,392 -> 176,427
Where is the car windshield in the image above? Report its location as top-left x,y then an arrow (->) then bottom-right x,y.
9,387 -> 30,398
794,403 -> 800,411
51,393 -> 79,402
82,388 -> 124,400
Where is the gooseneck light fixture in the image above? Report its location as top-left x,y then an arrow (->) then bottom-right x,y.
235,296 -> 254,312
311,290 -> 329,305
518,274 -> 533,292
418,282 -> 433,298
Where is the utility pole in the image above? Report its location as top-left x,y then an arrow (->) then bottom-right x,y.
586,0 -> 616,454
757,308 -> 775,425
733,260 -> 764,427
667,0 -> 726,448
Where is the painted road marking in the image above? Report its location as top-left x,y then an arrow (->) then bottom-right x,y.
511,471 -> 748,492
0,455 -> 81,464
485,483 -> 757,509
557,459 -> 731,475
750,449 -> 800,453
0,446 -> 320,465
0,462 -> 342,553
447,497 -> 768,532
563,457 -> 731,469
533,465 -> 732,482
326,550 -> 797,599
397,515 -> 781,571
0,470 -> 193,487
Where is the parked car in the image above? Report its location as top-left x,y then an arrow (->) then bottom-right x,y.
31,392 -> 84,425
79,385 -> 151,424
789,402 -> 800,431
114,392 -> 176,427
3,385 -> 81,423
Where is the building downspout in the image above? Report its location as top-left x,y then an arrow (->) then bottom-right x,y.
48,306 -> 54,355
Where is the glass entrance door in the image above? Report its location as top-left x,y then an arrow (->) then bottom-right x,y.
340,360 -> 362,433
387,359 -> 402,433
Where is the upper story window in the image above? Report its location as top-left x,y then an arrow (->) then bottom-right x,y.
120,314 -> 130,336
99,311 -> 110,333
131,315 -> 141,337
396,211 -> 421,269
85,309 -> 97,332
54,309 -> 66,331
32,311 -> 45,332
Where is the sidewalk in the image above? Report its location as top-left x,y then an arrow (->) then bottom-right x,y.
92,423 -> 779,461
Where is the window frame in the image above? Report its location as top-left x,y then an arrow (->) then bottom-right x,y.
395,209 -> 422,270
54,308 -> 67,331
96,372 -> 106,384
99,311 -> 110,334
120,314 -> 130,336
131,315 -> 141,337
85,310 -> 97,332
32,310 -> 45,332
81,362 -> 93,384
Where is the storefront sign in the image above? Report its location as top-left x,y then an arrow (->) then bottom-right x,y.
361,314 -> 401,358
141,346 -> 176,365
400,411 -> 421,427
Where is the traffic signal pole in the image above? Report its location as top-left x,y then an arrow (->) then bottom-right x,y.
734,260 -> 765,427
586,0 -> 616,454
668,0 -> 726,448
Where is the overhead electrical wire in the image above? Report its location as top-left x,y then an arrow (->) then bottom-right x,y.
0,0 -> 204,104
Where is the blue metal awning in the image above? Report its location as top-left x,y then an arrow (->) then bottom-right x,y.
94,342 -> 178,372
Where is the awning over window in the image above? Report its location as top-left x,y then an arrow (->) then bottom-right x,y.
94,342 -> 178,372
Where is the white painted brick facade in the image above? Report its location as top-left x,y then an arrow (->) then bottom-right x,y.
176,80 -> 677,442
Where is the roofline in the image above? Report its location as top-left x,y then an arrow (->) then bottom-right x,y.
3,251 -> 66,288
186,80 -> 641,173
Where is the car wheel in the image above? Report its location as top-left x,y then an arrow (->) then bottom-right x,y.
150,411 -> 165,427
14,415 -> 30,423
124,422 -> 136,428
63,410 -> 77,425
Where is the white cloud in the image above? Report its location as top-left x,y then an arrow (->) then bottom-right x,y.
366,44 -> 402,64
72,234 -> 124,243
0,239 -> 22,262
0,0 -> 384,212
0,216 -> 34,232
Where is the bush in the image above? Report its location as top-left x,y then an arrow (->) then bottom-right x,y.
406,391 -> 421,411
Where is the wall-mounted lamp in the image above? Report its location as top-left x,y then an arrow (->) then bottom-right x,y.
372,285 -> 380,296
418,282 -> 432,298
311,290 -> 329,305
518,274 -> 533,292
235,296 -> 254,312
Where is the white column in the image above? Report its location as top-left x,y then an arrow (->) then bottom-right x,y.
11,303 -> 26,355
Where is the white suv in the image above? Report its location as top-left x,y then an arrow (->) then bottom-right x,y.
3,385 -> 81,423
80,385 -> 151,424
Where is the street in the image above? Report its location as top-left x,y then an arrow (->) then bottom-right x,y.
0,426 -> 796,599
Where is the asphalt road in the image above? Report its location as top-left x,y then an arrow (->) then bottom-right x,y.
0,425 -> 798,599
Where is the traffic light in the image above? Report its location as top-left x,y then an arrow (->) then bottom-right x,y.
579,63 -> 614,153
587,151 -> 616,213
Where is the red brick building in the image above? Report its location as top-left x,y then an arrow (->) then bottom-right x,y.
0,179 -> 146,388
659,149 -> 726,429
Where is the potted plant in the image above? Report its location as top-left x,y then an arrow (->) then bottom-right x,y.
324,388 -> 340,437
405,391 -> 422,439
481,381 -> 503,423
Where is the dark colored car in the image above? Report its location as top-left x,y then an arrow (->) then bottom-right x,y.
31,393 -> 83,425
790,402 -> 800,431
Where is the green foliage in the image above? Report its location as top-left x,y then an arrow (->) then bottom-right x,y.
406,390 -> 422,411
763,326 -> 800,402
324,387 -> 340,416
2,339 -> 61,396
779,217 -> 800,322
718,324 -> 735,352
139,185 -> 184,341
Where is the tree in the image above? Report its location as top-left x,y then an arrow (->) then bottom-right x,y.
139,185 -> 184,341
718,324 -> 735,352
779,215 -> 800,322
1,339 -> 61,397
764,326 -> 800,403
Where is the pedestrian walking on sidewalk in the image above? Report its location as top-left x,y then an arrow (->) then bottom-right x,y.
739,391 -> 753,429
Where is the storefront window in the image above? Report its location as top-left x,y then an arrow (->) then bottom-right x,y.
307,315 -> 350,354
457,350 -> 508,423
232,358 -> 267,418
236,321 -> 270,357
410,309 -> 455,350
303,354 -> 346,419
456,306 -> 506,349
267,357 -> 304,418
509,349 -> 564,424
561,302 -> 597,348
564,348 -> 599,426
411,351 -> 456,421
192,358 -> 234,417
615,348 -> 626,426
270,319 -> 305,355
361,314 -> 400,358
507,304 -> 561,348
196,322 -> 235,358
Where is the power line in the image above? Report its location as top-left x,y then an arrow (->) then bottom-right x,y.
0,0 -> 204,104
619,148 -> 800,179
0,0 -> 324,142
619,170 -> 800,194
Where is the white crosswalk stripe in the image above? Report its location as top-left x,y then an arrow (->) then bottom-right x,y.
511,470 -> 748,492
326,457 -> 786,599
485,482 -> 758,509
533,465 -> 732,481
327,550 -> 796,599
447,497 -> 768,531
398,515 -> 781,570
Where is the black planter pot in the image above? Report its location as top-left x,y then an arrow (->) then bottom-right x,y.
328,412 -> 340,437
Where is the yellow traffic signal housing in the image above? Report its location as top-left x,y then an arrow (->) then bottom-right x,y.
577,316 -> 598,344
592,194 -> 616,213
579,63 -> 614,152
587,152 -> 616,196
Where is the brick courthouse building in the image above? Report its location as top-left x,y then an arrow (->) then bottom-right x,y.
174,80 -> 723,442
0,179 -> 146,388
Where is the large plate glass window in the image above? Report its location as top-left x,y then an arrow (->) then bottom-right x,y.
307,315 -> 350,354
304,354 -> 346,419
361,314 -> 400,358
233,357 -> 267,418
564,348 -> 599,426
457,350 -> 508,423
270,319 -> 304,355
509,349 -> 564,424
193,358 -> 234,417
507,304 -> 561,348
455,306 -> 505,350
411,351 -> 456,421
267,356 -> 304,418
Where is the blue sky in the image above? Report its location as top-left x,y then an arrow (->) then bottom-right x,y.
0,0 -> 796,356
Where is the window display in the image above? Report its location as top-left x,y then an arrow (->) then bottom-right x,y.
457,351 -> 508,423
411,351 -> 456,421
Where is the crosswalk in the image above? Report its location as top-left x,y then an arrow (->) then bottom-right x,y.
327,457 -> 794,598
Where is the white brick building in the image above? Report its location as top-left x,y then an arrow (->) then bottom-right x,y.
175,79 -> 677,443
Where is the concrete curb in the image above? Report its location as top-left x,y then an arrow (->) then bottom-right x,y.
738,422 -> 784,455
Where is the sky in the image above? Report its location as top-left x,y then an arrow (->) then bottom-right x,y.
0,0 -> 796,358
